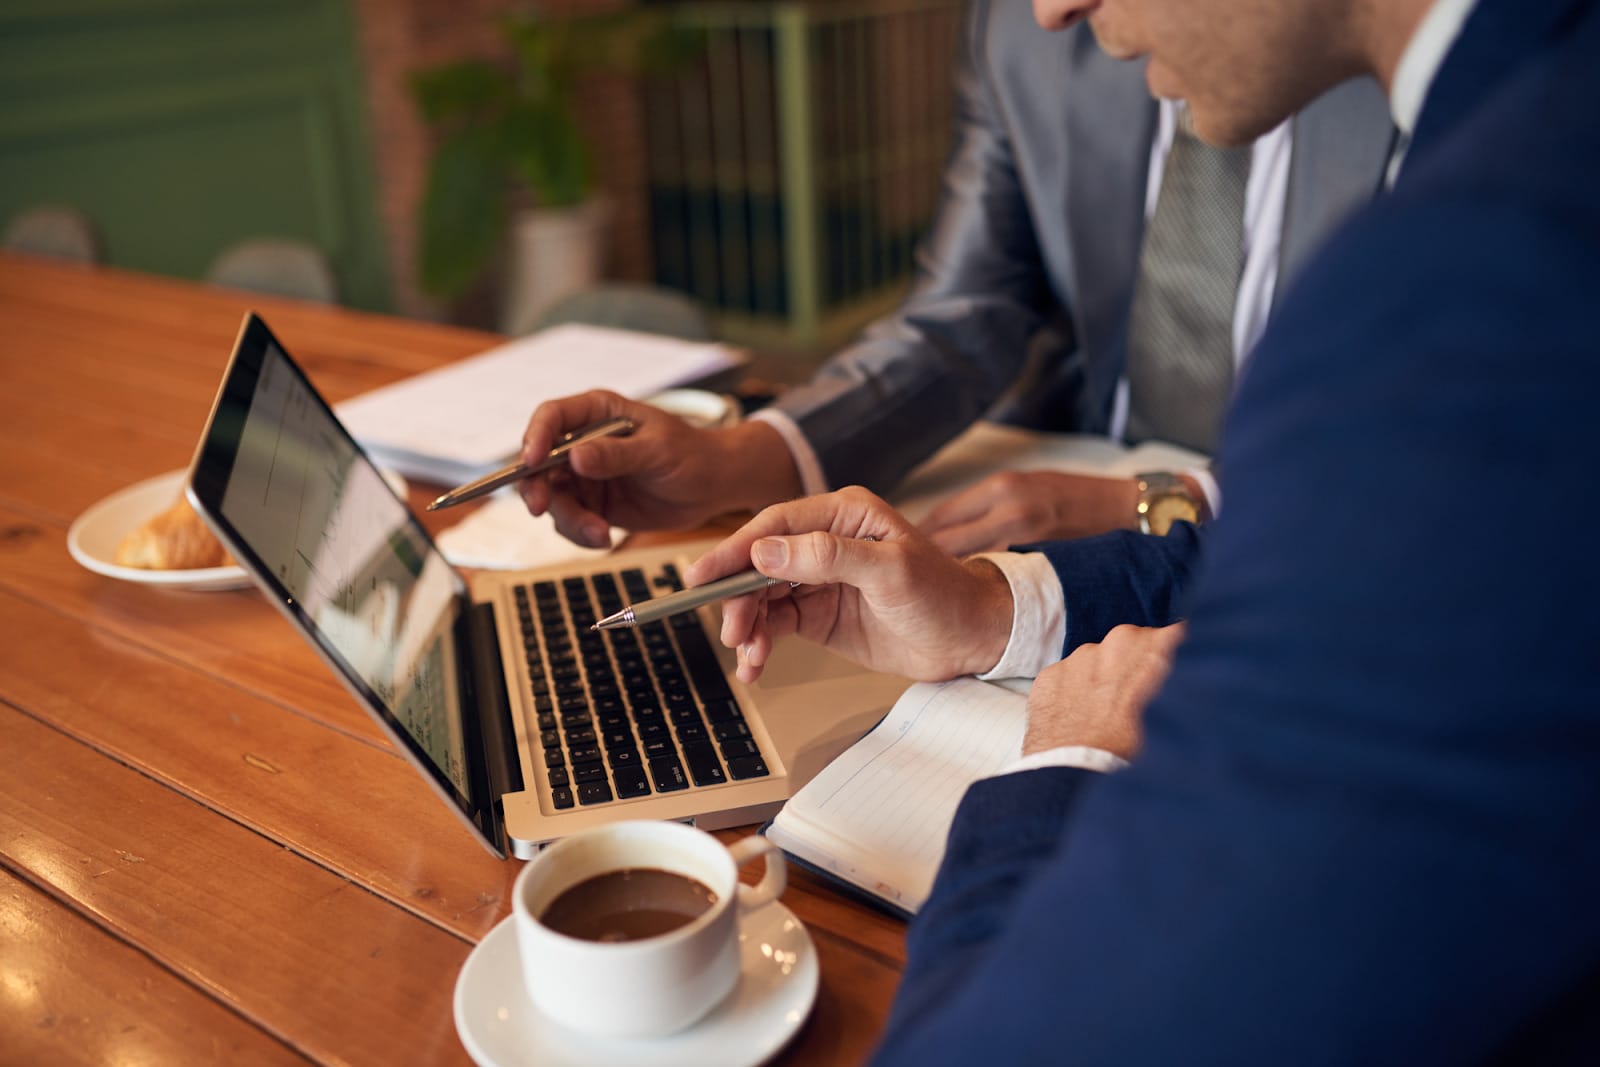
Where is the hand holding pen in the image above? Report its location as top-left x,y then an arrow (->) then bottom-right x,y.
517,389 -> 806,548
680,487 -> 1019,685
427,416 -> 636,511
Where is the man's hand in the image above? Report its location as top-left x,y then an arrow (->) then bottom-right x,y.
918,471 -> 1141,556
518,390 -> 803,546
1022,623 -> 1186,758
683,487 -> 1016,684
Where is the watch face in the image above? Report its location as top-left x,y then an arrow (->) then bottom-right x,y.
1148,496 -> 1199,536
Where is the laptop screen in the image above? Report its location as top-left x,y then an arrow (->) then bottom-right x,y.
189,315 -> 478,814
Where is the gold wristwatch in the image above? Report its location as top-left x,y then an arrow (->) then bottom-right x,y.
1135,471 -> 1201,536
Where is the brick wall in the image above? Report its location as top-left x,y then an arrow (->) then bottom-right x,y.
350,0 -> 652,323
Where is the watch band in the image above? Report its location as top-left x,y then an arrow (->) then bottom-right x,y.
1135,471 -> 1199,535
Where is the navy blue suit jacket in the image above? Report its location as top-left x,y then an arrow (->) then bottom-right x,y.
875,1 -> 1600,1062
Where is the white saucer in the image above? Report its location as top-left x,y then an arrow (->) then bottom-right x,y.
67,468 -> 407,592
454,901 -> 818,1067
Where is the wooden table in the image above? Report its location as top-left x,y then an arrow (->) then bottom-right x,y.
0,252 -> 906,1065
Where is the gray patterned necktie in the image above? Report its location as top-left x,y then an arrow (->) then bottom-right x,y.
1124,107 -> 1252,455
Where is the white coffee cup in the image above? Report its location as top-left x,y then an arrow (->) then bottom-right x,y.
512,820 -> 787,1038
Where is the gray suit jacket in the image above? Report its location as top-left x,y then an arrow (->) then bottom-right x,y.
775,0 -> 1395,494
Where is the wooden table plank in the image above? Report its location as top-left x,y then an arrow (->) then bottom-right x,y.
0,707 -> 475,1066
0,585 -> 516,939
0,869 -> 312,1067
0,504 -> 392,745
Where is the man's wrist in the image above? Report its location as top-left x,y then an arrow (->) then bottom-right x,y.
961,556 -> 1016,676
718,419 -> 805,513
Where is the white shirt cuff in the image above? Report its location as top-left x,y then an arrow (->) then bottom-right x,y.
992,746 -> 1129,779
971,550 -> 1066,680
1187,466 -> 1222,519
748,409 -> 830,496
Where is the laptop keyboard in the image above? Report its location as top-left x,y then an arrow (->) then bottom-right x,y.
514,563 -> 772,809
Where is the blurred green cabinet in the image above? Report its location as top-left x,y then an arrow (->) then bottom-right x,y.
0,0 -> 389,310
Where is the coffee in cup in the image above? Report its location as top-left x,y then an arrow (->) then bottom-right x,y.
512,820 -> 786,1038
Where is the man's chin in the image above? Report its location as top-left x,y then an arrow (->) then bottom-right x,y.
1087,20 -> 1140,61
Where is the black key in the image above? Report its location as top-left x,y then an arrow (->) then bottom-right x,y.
649,756 -> 689,792
613,765 -> 650,798
675,721 -> 708,745
593,696 -> 625,718
548,766 -> 570,787
602,728 -> 634,750
682,743 -> 726,786
551,786 -> 574,809
642,736 -> 674,759
536,711 -> 556,730
719,736 -> 761,761
607,746 -> 640,767
572,761 -> 607,784
563,726 -> 596,746
543,747 -> 566,769
568,744 -> 602,765
597,711 -> 629,731
637,720 -> 668,742
668,705 -> 701,725
703,699 -> 741,724
559,706 -> 592,725
538,729 -> 560,749
659,563 -> 683,590
578,781 -> 613,806
533,693 -> 554,712
727,755 -> 770,780
663,688 -> 694,710
558,693 -> 591,713
713,720 -> 751,741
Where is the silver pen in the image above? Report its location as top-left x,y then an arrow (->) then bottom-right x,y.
592,569 -> 782,630
426,416 -> 636,512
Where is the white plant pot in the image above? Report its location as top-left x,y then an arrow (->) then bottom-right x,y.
499,200 -> 608,336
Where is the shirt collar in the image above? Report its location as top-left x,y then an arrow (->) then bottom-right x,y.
1389,0 -> 1480,137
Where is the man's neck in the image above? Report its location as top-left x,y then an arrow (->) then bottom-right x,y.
1356,0 -> 1445,91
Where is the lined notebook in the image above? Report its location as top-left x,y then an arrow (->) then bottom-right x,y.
764,677 -> 1030,916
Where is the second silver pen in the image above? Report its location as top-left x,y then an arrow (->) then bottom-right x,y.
591,569 -> 782,630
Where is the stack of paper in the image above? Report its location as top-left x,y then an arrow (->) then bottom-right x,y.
336,324 -> 743,485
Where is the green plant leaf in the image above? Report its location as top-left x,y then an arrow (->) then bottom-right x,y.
411,60 -> 511,126
418,125 -> 507,299
503,104 -> 589,209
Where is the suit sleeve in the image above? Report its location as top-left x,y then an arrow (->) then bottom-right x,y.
1020,521 -> 1203,654
868,187 -> 1600,1063
772,0 -> 1072,495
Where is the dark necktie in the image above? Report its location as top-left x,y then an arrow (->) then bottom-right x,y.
1124,107 -> 1252,455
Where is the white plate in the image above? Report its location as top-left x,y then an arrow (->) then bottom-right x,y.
454,900 -> 818,1067
67,468 -> 407,592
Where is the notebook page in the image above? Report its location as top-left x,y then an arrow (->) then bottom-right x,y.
768,677 -> 1029,912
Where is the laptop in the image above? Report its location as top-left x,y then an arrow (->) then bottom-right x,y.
186,313 -> 911,858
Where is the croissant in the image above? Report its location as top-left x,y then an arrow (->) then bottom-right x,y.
116,495 -> 234,570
